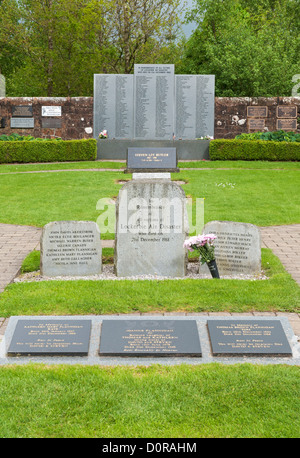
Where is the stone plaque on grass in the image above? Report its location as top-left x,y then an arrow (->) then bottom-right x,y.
41,221 -> 102,277
126,147 -> 178,172
99,320 -> 202,357
7,319 -> 92,356
115,180 -> 188,277
207,320 -> 292,356
199,221 -> 261,277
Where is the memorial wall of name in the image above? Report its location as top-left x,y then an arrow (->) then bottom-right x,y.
93,64 -> 215,140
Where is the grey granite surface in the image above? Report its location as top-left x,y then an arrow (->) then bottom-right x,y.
1,315 -> 299,366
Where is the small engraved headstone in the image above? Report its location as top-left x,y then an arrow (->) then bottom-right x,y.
207,320 -> 292,356
40,221 -> 102,277
8,319 -> 92,356
115,180 -> 188,277
199,221 -> 261,277
99,320 -> 202,357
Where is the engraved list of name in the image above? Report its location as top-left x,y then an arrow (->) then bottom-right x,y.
94,74 -> 133,139
41,221 -> 102,277
134,73 -> 174,139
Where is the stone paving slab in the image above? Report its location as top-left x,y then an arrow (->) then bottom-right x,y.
260,224 -> 300,285
0,224 -> 42,293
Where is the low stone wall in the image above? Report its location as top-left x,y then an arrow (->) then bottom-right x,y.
0,96 -> 299,143
0,97 -> 93,140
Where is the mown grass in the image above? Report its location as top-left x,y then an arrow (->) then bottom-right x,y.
1,249 -> 298,317
0,167 -> 299,230
0,363 -> 299,438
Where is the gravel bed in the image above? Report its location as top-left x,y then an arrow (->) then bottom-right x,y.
14,263 -> 268,283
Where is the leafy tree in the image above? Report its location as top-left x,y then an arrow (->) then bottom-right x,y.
0,0 -> 184,96
180,0 -> 300,96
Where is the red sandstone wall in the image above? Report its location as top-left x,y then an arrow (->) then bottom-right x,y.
0,96 -> 299,140
0,97 -> 94,139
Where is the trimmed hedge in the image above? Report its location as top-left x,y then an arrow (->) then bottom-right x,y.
0,139 -> 97,163
209,139 -> 300,161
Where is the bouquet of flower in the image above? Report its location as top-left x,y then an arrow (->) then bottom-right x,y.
183,233 -> 217,264
99,130 -> 108,139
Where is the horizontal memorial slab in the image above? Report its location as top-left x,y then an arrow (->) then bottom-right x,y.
207,320 -> 292,356
7,319 -> 92,356
99,320 -> 202,357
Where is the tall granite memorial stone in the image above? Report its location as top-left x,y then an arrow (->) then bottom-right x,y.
115,179 -> 189,277
199,221 -> 261,276
41,221 -> 102,277
93,65 -> 215,143
94,74 -> 134,139
175,75 -> 215,139
133,64 -> 175,140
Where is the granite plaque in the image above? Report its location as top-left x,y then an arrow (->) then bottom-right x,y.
248,118 -> 265,131
99,320 -> 202,357
94,74 -> 134,139
247,106 -> 268,117
115,180 -> 188,277
8,319 -> 92,356
199,221 -> 261,276
134,72 -> 174,139
11,118 -> 34,128
40,221 -> 102,277
12,105 -> 33,117
207,320 -> 292,356
276,119 -> 297,131
42,106 -> 62,117
127,147 -> 177,171
42,118 -> 62,128
175,75 -> 215,139
277,106 -> 297,118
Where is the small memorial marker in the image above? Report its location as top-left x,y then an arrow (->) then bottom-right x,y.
207,320 -> 292,356
126,147 -> 178,172
40,221 -> 102,277
7,319 -> 92,356
11,118 -> 34,129
12,105 -> 33,117
247,106 -> 268,117
99,320 -> 202,357
199,221 -> 261,277
277,106 -> 297,118
276,119 -> 297,131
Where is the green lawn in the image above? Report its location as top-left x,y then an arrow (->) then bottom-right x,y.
0,164 -> 299,230
1,248 -> 299,316
0,160 -> 299,439
0,363 -> 299,438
